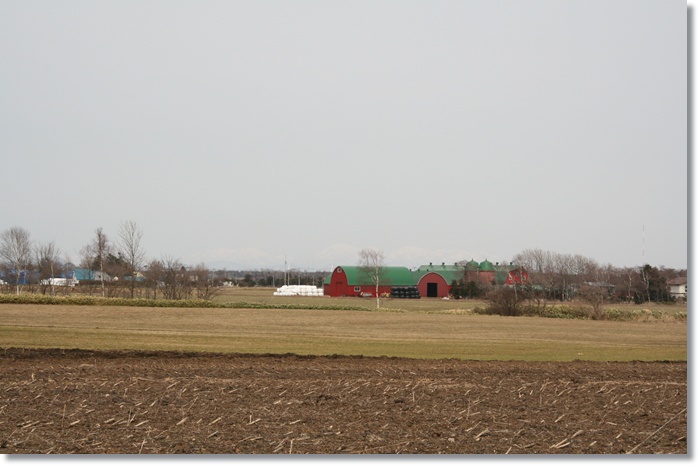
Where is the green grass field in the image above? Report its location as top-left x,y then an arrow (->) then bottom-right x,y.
0,287 -> 687,361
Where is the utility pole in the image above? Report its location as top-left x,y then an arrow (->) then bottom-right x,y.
284,257 -> 290,287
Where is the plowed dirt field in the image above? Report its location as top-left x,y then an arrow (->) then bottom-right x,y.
0,348 -> 687,455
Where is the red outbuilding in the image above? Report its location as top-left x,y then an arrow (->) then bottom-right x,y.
322,262 -> 529,298
323,266 -> 417,297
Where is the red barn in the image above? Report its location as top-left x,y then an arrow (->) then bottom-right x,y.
323,263 -> 467,299
322,262 -> 528,298
503,267 -> 529,285
413,263 -> 467,298
323,266 -> 417,297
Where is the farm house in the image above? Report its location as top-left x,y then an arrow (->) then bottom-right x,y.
323,261 -> 529,298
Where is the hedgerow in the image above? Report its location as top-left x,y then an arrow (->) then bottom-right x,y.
0,294 -> 368,311
472,303 -> 684,322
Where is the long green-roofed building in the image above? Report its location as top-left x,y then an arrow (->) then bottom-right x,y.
323,260 -> 529,298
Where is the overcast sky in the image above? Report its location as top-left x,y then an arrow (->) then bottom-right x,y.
0,0 -> 687,271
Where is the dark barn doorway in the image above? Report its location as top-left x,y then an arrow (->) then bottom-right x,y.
427,282 -> 438,297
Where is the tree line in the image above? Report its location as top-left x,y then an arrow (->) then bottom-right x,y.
512,248 -> 684,304
0,223 -> 328,300
450,248 -> 685,308
0,224 -> 227,300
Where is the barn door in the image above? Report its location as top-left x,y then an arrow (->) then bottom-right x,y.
427,283 -> 438,297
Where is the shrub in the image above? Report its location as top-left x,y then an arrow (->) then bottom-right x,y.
485,287 -> 524,316
529,305 -> 589,320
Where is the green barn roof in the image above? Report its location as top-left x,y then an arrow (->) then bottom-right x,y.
324,263 -> 469,287
324,266 -> 418,286
479,259 -> 495,271
414,263 -> 465,284
464,259 -> 480,271
324,261 -> 524,287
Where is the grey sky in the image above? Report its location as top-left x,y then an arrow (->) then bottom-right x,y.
0,0 -> 687,271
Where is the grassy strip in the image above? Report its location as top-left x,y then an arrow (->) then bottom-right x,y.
473,304 -> 687,322
0,293 -> 369,311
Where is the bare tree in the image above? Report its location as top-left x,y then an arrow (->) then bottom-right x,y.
79,227 -> 112,297
514,248 -> 551,275
117,220 -> 146,298
640,264 -> 652,303
93,228 -> 111,296
0,227 -> 33,295
513,248 -> 557,298
143,259 -> 164,300
513,248 -> 599,301
358,248 -> 385,309
190,263 -> 219,301
576,283 -> 606,319
35,241 -> 62,295
157,256 -> 191,300
620,267 -> 641,303
577,264 -> 611,319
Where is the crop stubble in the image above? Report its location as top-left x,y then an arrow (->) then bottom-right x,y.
0,348 -> 686,454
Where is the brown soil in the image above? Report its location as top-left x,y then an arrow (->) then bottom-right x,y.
0,348 -> 687,455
